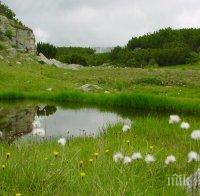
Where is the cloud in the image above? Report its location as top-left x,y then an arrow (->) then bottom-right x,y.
33,27 -> 49,43
3,0 -> 200,47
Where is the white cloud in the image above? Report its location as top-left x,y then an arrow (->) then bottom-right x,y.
33,27 -> 49,43
3,0 -> 200,47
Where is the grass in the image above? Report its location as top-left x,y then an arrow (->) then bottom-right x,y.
0,52 -> 200,195
1,91 -> 200,115
0,115 -> 199,195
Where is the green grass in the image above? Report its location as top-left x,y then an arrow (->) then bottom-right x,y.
1,91 -> 200,115
0,52 -> 200,195
0,115 -> 199,195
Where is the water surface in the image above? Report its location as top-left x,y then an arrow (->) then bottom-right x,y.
0,102 -> 125,142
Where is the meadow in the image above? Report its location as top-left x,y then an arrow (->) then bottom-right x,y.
0,114 -> 200,195
0,52 -> 200,195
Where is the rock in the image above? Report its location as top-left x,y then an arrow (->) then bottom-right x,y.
67,64 -> 83,69
7,48 -> 16,57
104,91 -> 110,94
37,53 -> 83,70
38,53 -> 52,65
0,15 -> 36,52
80,84 -> 102,92
46,88 -> 52,92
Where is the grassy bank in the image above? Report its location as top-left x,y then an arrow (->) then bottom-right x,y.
0,91 -> 200,115
0,53 -> 200,99
0,115 -> 199,195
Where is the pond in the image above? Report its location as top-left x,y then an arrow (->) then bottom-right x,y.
0,101 -> 129,142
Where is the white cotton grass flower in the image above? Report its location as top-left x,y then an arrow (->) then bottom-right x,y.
188,151 -> 200,163
113,152 -> 124,163
32,128 -> 45,137
165,155 -> 176,165
124,118 -> 132,127
169,115 -> 181,124
123,156 -> 132,164
180,122 -> 190,130
32,120 -> 41,129
58,137 -> 66,146
191,130 -> 200,140
131,152 -> 142,160
122,125 -> 131,132
145,154 -> 156,164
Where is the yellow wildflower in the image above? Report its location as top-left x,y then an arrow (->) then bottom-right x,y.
79,160 -> 84,168
89,159 -> 93,163
94,152 -> 99,158
6,153 -> 11,159
53,151 -> 59,157
80,172 -> 86,178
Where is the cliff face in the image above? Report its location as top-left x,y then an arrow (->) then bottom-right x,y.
0,14 -> 36,52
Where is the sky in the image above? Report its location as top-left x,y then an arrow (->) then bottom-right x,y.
3,0 -> 200,47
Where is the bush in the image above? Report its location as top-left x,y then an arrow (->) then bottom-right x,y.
0,1 -> 16,19
5,30 -> 12,39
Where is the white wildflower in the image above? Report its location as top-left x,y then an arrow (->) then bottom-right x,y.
191,130 -> 200,140
122,125 -> 131,132
32,120 -> 41,128
124,118 -> 132,127
145,154 -> 156,164
123,156 -> 132,164
180,122 -> 190,130
188,151 -> 200,163
113,152 -> 124,163
169,115 -> 181,124
165,155 -> 176,165
131,152 -> 142,160
32,128 -> 45,137
58,137 -> 66,146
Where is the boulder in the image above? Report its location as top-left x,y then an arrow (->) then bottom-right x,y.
80,84 -> 102,92
37,53 -> 83,70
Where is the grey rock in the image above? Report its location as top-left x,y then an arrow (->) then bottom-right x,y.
80,84 -> 102,92
37,53 -> 83,70
0,15 -> 36,52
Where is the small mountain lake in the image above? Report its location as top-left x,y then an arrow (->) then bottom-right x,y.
0,101 -> 130,142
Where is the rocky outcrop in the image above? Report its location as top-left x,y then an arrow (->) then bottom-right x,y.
38,53 -> 83,70
0,14 -> 36,52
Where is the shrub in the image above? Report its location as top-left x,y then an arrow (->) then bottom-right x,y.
0,1 -> 16,19
5,30 -> 12,39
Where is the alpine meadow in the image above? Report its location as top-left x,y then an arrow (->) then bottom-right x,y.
0,1 -> 200,196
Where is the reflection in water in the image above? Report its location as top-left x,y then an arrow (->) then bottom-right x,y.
0,103 -> 125,142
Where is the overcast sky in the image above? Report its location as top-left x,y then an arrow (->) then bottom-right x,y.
3,0 -> 200,47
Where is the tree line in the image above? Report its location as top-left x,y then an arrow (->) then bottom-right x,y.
37,28 -> 200,67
